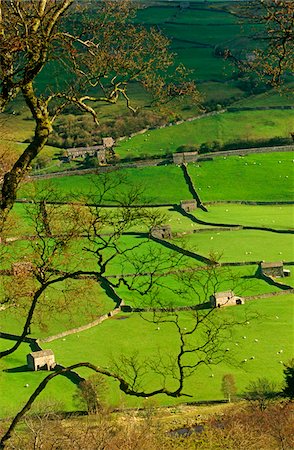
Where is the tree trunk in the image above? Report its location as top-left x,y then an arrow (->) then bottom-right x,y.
0,83 -> 52,229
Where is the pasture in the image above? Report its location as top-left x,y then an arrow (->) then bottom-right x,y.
1,0 -> 293,421
19,151 -> 294,204
116,110 -> 294,160
1,296 -> 293,415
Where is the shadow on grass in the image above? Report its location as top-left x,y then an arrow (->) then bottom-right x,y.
4,365 -> 30,373
255,266 -> 293,290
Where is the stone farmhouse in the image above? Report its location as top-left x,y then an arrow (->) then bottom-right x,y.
210,291 -> 244,308
27,349 -> 56,371
65,137 -> 115,163
180,199 -> 197,212
260,261 -> 284,278
151,225 -> 172,239
173,151 -> 198,164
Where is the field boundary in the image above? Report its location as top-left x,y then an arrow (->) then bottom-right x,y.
27,144 -> 294,180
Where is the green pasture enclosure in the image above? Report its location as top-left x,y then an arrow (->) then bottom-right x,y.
194,204 -> 294,230
1,295 -> 293,413
115,264 -> 284,308
134,6 -> 177,24
116,110 -> 294,159
19,165 -> 191,204
233,85 -> 294,108
0,278 -> 115,339
32,295 -> 293,409
199,81 -> 245,103
0,343 -> 77,416
173,46 -> 232,81
134,5 -> 237,26
188,152 -> 294,202
172,228 -> 294,263
162,22 -> 244,47
9,202 -> 294,240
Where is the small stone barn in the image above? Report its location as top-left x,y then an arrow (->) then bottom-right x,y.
102,137 -> 115,149
180,199 -> 197,212
97,148 -> 107,165
260,261 -> 284,278
27,350 -> 56,371
210,291 -> 244,308
173,151 -> 198,165
151,225 -> 172,239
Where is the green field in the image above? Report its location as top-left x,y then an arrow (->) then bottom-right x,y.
188,152 -> 294,202
116,111 -> 294,159
173,229 -> 293,263
1,0 -> 294,422
1,296 -> 293,414
19,151 -> 294,204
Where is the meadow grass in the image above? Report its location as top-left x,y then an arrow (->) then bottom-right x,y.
0,279 -> 115,339
19,165 -> 191,204
188,152 -> 294,202
174,47 -> 232,81
116,110 -> 294,159
115,264 -> 284,308
20,151 -> 294,204
233,85 -> 294,107
5,296 -> 287,411
194,204 -> 294,230
0,343 -> 77,416
172,228 -> 294,263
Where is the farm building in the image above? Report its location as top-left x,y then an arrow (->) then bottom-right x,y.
65,137 -> 115,161
27,350 -> 56,371
173,151 -> 198,164
180,199 -> 197,212
210,291 -> 244,308
151,225 -> 172,239
260,261 -> 284,277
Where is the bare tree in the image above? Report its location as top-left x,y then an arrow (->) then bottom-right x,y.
0,0 -> 199,227
230,0 -> 294,86
0,177 -> 184,357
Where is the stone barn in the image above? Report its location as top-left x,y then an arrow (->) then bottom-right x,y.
260,261 -> 284,278
27,350 -> 56,371
210,291 -> 244,308
180,199 -> 197,212
102,137 -> 115,149
151,225 -> 172,239
173,151 -> 198,165
97,148 -> 107,165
